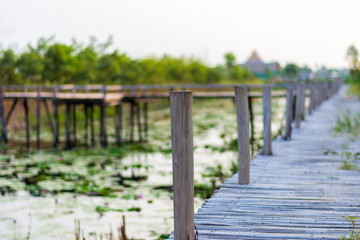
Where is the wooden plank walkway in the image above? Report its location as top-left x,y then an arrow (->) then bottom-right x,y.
171,87 -> 360,239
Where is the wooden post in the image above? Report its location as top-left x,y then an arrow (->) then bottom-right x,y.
129,102 -> 135,142
300,84 -> 305,121
143,102 -> 148,141
72,103 -> 77,147
24,99 -> 30,149
261,86 -> 272,155
283,88 -> 293,140
65,103 -> 71,149
115,103 -> 121,145
234,86 -> 250,184
90,104 -> 95,146
248,96 -> 255,151
84,104 -> 89,145
292,93 -> 296,122
36,87 -> 41,149
295,85 -> 302,128
100,86 -> 107,147
317,82 -> 323,106
170,91 -> 194,240
136,102 -> 143,142
309,83 -> 315,114
324,81 -> 329,100
53,88 -> 59,148
0,87 -> 8,144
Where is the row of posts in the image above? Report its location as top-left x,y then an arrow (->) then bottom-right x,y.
0,86 -> 149,149
169,79 -> 342,239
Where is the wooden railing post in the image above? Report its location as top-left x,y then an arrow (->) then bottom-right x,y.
300,83 -> 306,120
295,85 -> 302,128
261,86 -> 272,155
170,91 -> 194,240
52,87 -> 59,148
316,82 -> 322,106
0,87 -> 7,144
36,86 -> 41,149
309,83 -> 316,114
234,86 -> 250,184
284,88 -> 293,140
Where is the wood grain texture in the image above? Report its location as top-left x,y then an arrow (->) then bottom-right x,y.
234,86 -> 250,184
170,91 -> 194,240
261,86 -> 272,155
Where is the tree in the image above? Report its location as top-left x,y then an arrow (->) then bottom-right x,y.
224,52 -> 236,69
283,63 -> 299,80
43,43 -> 75,84
346,45 -> 358,73
0,49 -> 21,84
17,49 -> 44,84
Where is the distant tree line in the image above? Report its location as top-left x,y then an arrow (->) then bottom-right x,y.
0,36 -> 255,85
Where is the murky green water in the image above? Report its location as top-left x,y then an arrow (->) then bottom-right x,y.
0,97 -> 287,240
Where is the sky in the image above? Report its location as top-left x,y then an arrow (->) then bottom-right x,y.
0,0 -> 359,69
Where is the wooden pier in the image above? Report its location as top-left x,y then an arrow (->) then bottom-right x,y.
0,82 -> 334,149
168,80 -> 360,239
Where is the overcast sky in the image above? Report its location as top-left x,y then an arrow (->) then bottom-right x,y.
0,0 -> 358,69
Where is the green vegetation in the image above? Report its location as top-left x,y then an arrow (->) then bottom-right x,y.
0,36 -> 256,85
339,216 -> 360,240
333,111 -> 360,139
346,45 -> 360,98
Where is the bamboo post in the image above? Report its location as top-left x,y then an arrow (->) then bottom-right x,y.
90,104 -> 95,146
324,80 -> 329,100
100,86 -> 107,147
283,88 -> 293,140
36,87 -> 41,149
295,85 -> 302,128
300,84 -> 305,121
136,102 -> 143,142
65,103 -> 71,149
72,103 -> 77,147
129,102 -> 135,142
317,82 -> 323,106
0,87 -> 8,144
292,93 -> 296,122
309,83 -> 315,114
84,104 -> 89,145
170,91 -> 194,240
24,99 -> 30,149
248,95 -> 255,154
143,102 -> 148,141
115,103 -> 121,145
261,86 -> 272,155
52,88 -> 59,148
234,86 -> 250,184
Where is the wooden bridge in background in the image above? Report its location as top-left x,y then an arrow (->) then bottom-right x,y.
0,81 -> 340,150
167,80 -> 360,239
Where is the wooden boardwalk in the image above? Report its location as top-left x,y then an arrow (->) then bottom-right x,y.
171,87 -> 360,239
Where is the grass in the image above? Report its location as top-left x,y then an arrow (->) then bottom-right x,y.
339,216 -> 360,240
333,111 -> 360,139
